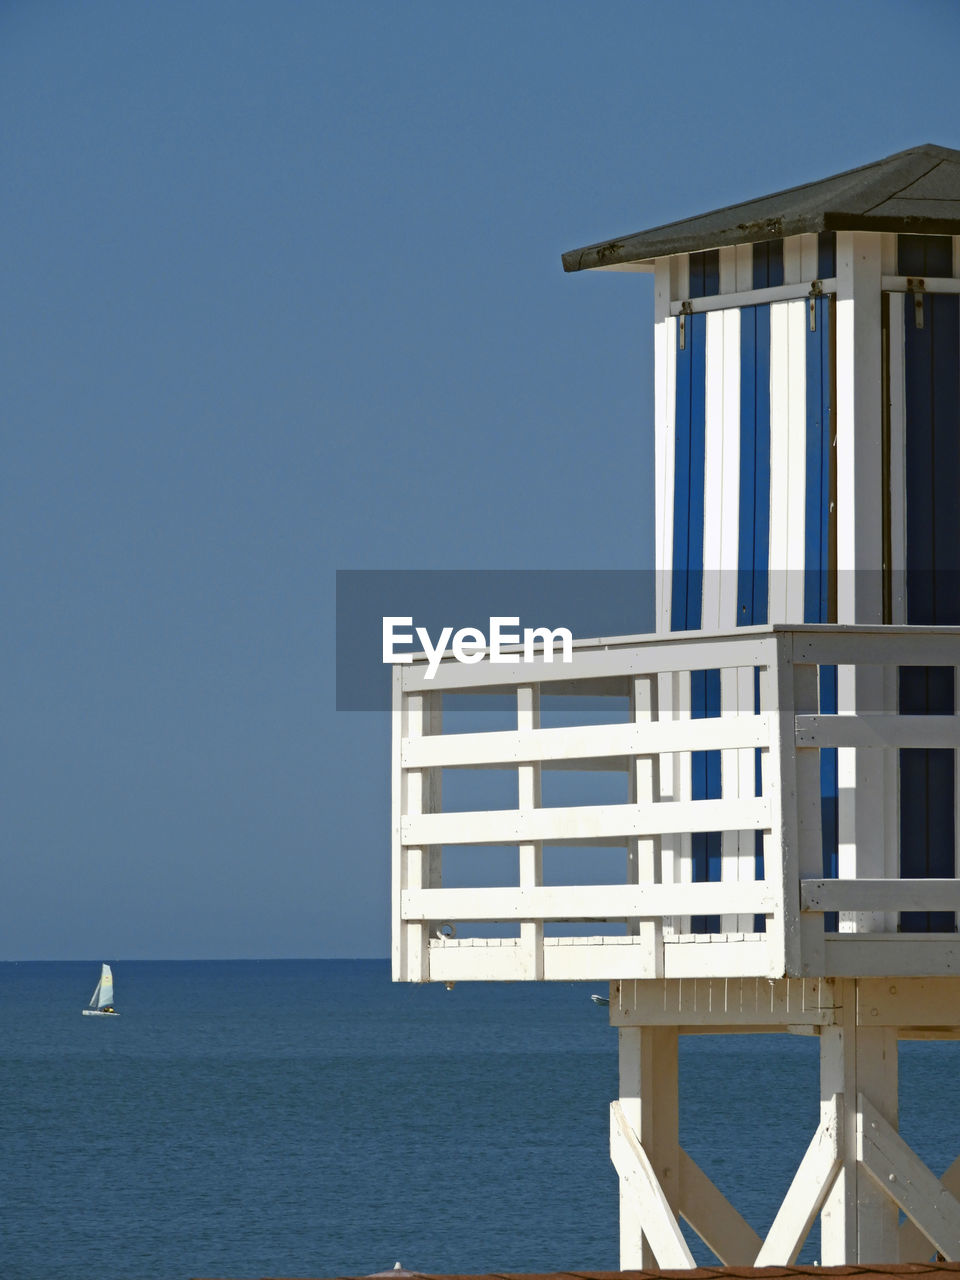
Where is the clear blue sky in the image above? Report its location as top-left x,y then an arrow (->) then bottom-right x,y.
3,0 -> 958,959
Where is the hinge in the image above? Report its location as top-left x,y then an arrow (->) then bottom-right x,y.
808,280 -> 823,332
679,299 -> 692,350
907,277 -> 926,329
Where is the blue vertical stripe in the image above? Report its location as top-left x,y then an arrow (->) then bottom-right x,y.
737,305 -> 771,626
900,292 -> 959,931
671,312 -> 706,630
737,304 -> 772,933
671,311 -> 716,931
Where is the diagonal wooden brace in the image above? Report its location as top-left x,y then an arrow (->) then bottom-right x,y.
610,1101 -> 695,1268
858,1093 -> 960,1261
755,1095 -> 842,1265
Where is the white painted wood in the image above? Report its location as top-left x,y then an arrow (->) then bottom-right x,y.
836,232 -> 884,624
762,634 -> 799,976
702,309 -> 726,633
630,675 -> 663,969
718,245 -> 737,294
615,1031 -> 686,1268
403,796 -> 770,848
880,233 -> 898,276
900,1152 -> 960,1259
735,243 -> 752,293
858,1092 -> 960,1260
677,1147 -> 763,1264
783,234 -> 803,286
857,978 -> 960,1026
887,294 -> 907,625
793,663 -> 825,974
668,278 -> 839,315
881,275 -> 960,294
655,304 -> 675,634
856,1029 -> 900,1261
803,879 -> 960,913
754,1097 -> 841,1264
823,936 -> 960,977
400,631 -> 781,692
517,684 -> 543,980
391,667 -> 404,981
403,880 -> 775,923
787,298 -> 808,622
798,233 -> 819,282
402,714 -> 771,770
795,713 -> 960,749
663,937 -> 779,979
400,692 -> 428,982
820,986 -> 857,1262
613,976 -> 835,1026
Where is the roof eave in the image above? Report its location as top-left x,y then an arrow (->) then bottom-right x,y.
563,211 -> 960,273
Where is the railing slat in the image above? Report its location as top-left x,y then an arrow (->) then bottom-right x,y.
796,713 -> 960,750
402,797 -> 770,847
802,878 -> 960,913
403,715 -> 770,769
403,882 -> 775,922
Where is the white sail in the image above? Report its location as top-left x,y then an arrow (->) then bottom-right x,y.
96,964 -> 114,1009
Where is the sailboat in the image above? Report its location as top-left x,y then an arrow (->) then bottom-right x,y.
82,963 -> 119,1017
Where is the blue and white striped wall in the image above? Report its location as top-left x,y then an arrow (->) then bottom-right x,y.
651,231 -> 960,934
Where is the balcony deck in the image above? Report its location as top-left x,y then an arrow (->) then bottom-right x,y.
391,624 -> 960,984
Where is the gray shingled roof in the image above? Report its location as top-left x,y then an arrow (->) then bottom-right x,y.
562,143 -> 960,273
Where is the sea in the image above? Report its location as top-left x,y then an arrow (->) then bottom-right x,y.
3,960 -> 960,1280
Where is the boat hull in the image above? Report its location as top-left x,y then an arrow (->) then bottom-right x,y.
82,1009 -> 119,1017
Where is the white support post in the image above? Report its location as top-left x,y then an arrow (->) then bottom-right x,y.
400,692 -> 430,982
762,633 -> 799,976
820,981 -> 858,1262
820,980 -> 900,1262
617,1025 -> 681,1268
795,662 -> 825,974
855,1026 -> 899,1260
629,675 -> 663,972
517,684 -> 542,980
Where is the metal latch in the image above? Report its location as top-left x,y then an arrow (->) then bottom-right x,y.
679,299 -> 692,350
808,280 -> 823,331
907,277 -> 925,329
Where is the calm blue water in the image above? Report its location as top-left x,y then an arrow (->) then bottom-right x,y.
3,960 -> 960,1279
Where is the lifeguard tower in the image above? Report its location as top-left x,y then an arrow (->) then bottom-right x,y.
390,144 -> 960,1268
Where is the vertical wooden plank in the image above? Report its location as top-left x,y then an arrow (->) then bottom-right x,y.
401,691 -> 429,982
794,662 -> 825,973
759,632 -> 792,975
768,301 -> 791,622
887,294 -> 907,625
835,230 -> 884,627
655,261 -> 674,635
391,666 -> 404,981
798,232 -> 819,282
735,242 -> 753,293
702,310 -> 725,632
618,1025 -> 680,1269
783,234 -> 803,286
785,298 -> 808,622
856,1025 -> 900,1261
719,307 -> 742,629
719,245 -> 737,294
517,684 -> 543,980
820,981 -> 857,1263
630,675 -> 663,973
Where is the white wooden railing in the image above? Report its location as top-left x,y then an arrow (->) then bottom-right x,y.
391,624 -> 960,983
